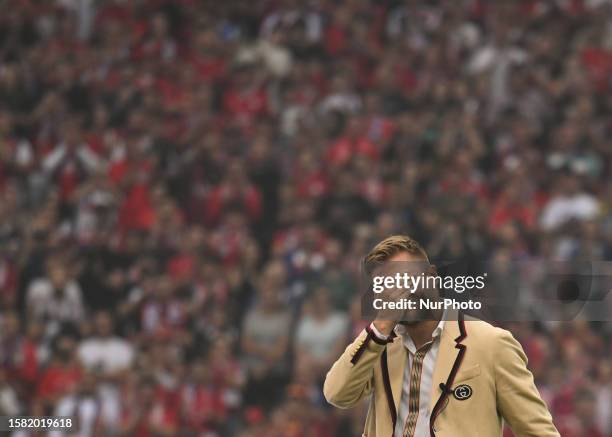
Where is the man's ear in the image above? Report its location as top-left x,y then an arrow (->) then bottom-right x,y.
428,264 -> 444,298
427,264 -> 438,276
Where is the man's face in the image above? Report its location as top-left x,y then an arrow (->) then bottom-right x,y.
374,251 -> 440,324
48,263 -> 68,289
95,313 -> 113,338
56,336 -> 76,363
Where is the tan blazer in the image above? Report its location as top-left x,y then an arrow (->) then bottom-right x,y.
323,311 -> 560,437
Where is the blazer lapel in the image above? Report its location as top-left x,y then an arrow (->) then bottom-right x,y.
429,311 -> 468,435
380,335 -> 405,431
387,336 -> 408,410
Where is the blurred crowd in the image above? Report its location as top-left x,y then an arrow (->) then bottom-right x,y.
0,0 -> 611,436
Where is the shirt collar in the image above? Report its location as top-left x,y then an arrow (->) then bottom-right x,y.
393,309 -> 447,350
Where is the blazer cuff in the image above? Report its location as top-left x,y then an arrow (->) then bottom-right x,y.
365,323 -> 396,346
368,322 -> 392,344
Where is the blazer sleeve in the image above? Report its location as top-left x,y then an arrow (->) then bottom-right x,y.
494,329 -> 560,437
323,326 -> 388,409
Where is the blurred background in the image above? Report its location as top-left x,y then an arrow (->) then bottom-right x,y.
0,0 -> 611,436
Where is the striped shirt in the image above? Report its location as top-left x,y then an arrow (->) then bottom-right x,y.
370,317 -> 445,437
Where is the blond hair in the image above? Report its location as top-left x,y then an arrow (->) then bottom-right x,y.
364,235 -> 429,273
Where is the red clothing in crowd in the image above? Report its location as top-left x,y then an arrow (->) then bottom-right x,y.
191,55 -> 226,83
118,184 -> 156,232
37,365 -> 82,400
181,384 -> 227,432
295,169 -> 330,199
1,336 -> 38,386
326,136 -> 379,167
167,254 -> 196,281
204,184 -> 262,225
0,260 -> 18,306
581,47 -> 612,92
489,200 -> 537,230
223,86 -> 268,129
121,397 -> 179,437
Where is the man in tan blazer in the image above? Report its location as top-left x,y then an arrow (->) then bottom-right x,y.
324,235 -> 560,437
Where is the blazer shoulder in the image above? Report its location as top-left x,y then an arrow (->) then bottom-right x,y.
462,315 -> 515,349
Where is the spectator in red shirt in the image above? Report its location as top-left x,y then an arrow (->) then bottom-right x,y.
223,65 -> 269,131
41,119 -> 103,202
325,119 -> 378,168
120,376 -> 179,437
489,183 -> 538,231
37,334 -> 82,406
181,357 -> 227,433
0,312 -> 39,389
190,28 -> 227,83
205,160 -> 262,226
